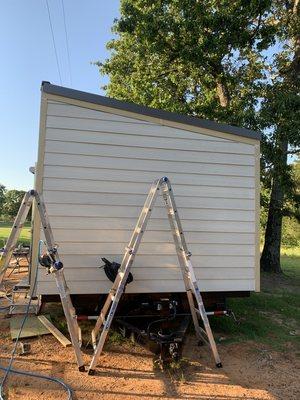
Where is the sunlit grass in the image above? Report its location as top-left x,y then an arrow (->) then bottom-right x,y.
210,249 -> 300,351
0,221 -> 31,246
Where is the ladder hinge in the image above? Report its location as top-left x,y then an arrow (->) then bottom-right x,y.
125,247 -> 134,255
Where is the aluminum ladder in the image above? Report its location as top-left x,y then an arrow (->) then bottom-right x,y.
88,177 -> 222,374
0,190 -> 85,371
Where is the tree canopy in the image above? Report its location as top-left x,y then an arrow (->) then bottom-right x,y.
98,0 -> 300,272
0,184 -> 5,216
2,190 -> 26,220
99,0 -> 276,129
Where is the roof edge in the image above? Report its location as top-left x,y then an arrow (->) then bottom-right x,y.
41,82 -> 261,141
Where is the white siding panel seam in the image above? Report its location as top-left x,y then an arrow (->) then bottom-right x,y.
45,137 -> 254,156
45,143 -> 255,165
45,203 -> 254,212
39,278 -> 255,282
45,201 -> 254,211
42,184 -> 255,200
44,189 -> 252,208
36,279 -> 256,294
44,151 -> 255,167
47,114 -> 157,126
46,215 -> 254,223
46,123 -> 232,143
47,228 -> 256,234
44,163 -> 255,181
42,175 -> 255,190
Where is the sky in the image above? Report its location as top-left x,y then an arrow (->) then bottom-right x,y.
0,0 -> 120,190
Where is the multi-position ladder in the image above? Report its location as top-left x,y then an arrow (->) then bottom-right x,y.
0,190 -> 85,371
88,177 -> 222,375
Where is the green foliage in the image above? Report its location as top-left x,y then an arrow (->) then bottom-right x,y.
261,160 -> 300,247
2,190 -> 26,219
282,216 -> 300,247
0,184 -> 5,216
108,330 -> 126,345
98,0 -> 275,129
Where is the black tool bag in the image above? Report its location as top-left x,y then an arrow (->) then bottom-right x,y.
100,257 -> 133,285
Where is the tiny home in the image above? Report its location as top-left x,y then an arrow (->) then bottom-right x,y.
31,82 -> 260,301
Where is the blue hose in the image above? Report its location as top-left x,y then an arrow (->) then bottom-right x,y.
0,366 -> 73,400
0,240 -> 74,400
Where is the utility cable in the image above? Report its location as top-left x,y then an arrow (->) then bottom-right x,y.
0,367 -> 73,400
0,241 -> 73,400
45,0 -> 63,85
61,0 -> 72,86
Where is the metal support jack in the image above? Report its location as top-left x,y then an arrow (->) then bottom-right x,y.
88,177 -> 222,374
0,190 -> 85,371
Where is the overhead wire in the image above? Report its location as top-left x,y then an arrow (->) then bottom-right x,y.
61,0 -> 72,86
45,0 -> 63,85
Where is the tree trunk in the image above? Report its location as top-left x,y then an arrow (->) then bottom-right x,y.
216,81 -> 230,107
260,139 -> 288,273
261,0 -> 299,273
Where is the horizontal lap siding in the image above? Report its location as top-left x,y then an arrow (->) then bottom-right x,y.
43,178 -> 255,199
43,190 -> 254,210
37,267 -> 255,284
46,229 -> 255,244
41,254 -> 256,268
47,216 -> 256,233
36,99 -> 257,295
37,280 -> 255,294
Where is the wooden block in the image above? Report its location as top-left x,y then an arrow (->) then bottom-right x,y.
38,315 -> 72,347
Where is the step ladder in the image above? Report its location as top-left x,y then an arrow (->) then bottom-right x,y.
88,177 -> 222,375
0,190 -> 85,371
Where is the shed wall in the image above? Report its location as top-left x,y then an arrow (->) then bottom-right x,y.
34,97 -> 258,294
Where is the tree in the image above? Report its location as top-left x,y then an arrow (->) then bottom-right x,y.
0,184 -> 6,216
261,159 -> 300,248
97,1 -> 275,128
3,190 -> 26,220
260,1 -> 300,272
98,0 -> 299,273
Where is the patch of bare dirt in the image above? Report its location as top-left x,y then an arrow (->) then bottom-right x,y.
261,273 -> 299,294
0,317 -> 299,400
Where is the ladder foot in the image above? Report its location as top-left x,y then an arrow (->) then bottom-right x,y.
78,365 -> 85,372
88,369 -> 95,375
216,362 -> 223,368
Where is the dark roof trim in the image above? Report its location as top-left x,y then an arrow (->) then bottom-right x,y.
41,82 -> 261,141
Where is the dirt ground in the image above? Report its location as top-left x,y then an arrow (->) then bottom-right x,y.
0,263 -> 299,400
0,316 -> 299,400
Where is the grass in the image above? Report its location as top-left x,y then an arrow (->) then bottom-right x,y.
0,221 -> 31,246
210,248 -> 300,351
281,247 -> 300,280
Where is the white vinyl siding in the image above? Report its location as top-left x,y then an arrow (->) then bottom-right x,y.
35,99 -> 258,295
